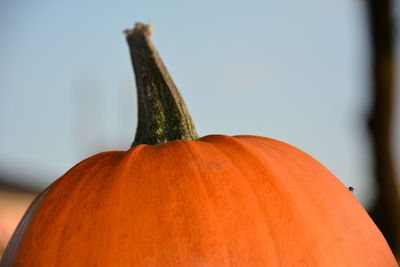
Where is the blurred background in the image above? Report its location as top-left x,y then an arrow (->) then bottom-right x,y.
0,0 -> 399,259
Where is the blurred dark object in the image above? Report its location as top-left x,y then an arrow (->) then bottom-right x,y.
0,176 -> 41,195
366,0 -> 400,259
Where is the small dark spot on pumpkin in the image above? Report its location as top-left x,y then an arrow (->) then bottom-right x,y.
348,186 -> 354,192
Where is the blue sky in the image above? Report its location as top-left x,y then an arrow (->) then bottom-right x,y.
0,0 -> 399,207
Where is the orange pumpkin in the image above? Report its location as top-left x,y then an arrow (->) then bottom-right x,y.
1,23 -> 397,266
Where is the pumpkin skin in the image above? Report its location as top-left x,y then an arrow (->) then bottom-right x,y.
1,135 -> 397,266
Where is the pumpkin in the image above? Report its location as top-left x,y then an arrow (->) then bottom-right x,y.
0,23 -> 397,267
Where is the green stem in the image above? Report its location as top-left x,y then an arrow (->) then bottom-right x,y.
125,23 -> 199,146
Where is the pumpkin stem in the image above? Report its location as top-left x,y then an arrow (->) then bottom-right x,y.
125,23 -> 199,146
